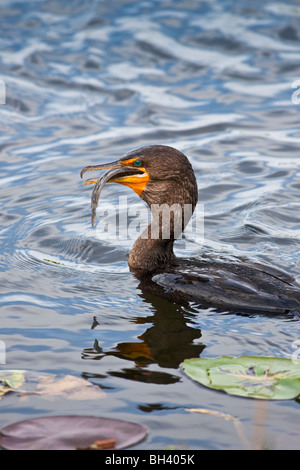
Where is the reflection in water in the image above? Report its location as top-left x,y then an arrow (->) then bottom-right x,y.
82,286 -> 205,385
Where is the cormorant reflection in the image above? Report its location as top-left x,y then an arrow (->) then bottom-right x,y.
82,278 -> 205,385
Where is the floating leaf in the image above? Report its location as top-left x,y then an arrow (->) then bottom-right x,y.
0,415 -> 147,450
34,374 -> 105,401
0,370 -> 105,401
182,356 -> 300,400
0,370 -> 26,398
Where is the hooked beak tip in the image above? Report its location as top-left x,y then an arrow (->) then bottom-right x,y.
83,178 -> 99,186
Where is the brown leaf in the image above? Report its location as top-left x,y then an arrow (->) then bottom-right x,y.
35,375 -> 105,401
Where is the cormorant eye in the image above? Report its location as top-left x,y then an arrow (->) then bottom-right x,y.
134,159 -> 143,167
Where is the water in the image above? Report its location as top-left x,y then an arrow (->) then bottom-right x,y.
1,0 -> 300,450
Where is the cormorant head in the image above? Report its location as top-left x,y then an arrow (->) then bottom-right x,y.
81,144 -> 198,226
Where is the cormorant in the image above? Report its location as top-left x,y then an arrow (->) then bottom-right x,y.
80,145 -> 300,317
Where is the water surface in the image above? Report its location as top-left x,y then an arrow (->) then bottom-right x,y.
1,0 -> 300,450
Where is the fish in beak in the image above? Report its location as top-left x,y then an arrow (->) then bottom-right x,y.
80,158 -> 149,226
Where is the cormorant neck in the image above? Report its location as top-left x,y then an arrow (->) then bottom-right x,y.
128,236 -> 175,273
127,156 -> 198,273
128,202 -> 192,273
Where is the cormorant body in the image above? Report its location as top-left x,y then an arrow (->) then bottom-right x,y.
81,145 -> 300,317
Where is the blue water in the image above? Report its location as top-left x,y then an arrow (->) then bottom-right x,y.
1,0 -> 300,449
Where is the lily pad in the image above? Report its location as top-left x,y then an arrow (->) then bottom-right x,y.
182,356 -> 300,400
0,415 -> 147,450
0,370 -> 105,401
0,370 -> 26,397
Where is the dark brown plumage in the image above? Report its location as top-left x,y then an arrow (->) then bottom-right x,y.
81,145 -> 300,317
124,146 -> 198,272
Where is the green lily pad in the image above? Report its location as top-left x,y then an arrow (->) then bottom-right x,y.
0,370 -> 26,398
181,356 -> 300,400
